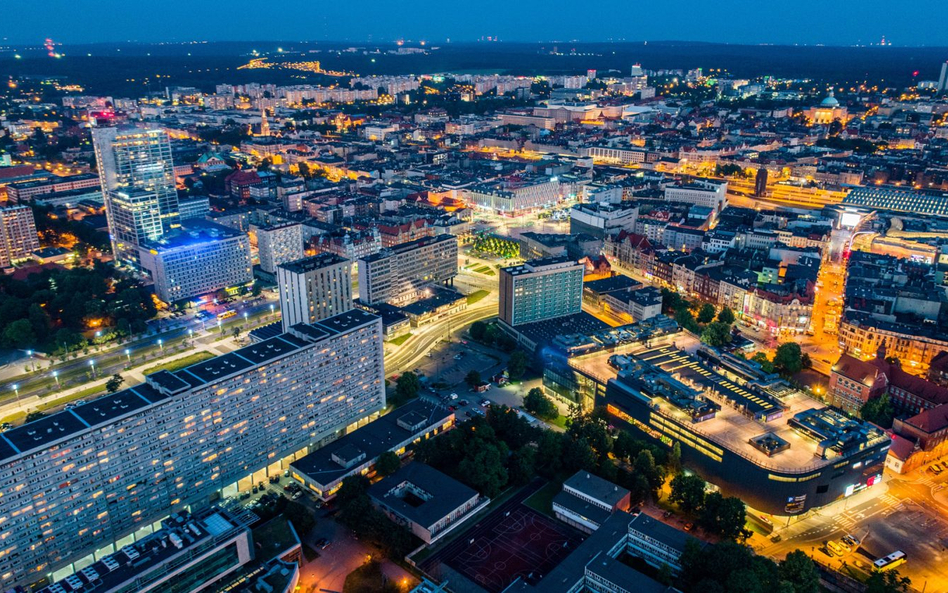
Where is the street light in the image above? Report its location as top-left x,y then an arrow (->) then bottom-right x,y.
11,384 -> 20,404
52,371 -> 60,389
269,303 -> 275,316
218,320 -> 223,335
125,349 -> 131,364
89,359 -> 96,379
188,329 -> 193,343
158,339 -> 164,354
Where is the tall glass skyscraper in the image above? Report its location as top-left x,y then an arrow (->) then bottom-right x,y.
92,126 -> 180,268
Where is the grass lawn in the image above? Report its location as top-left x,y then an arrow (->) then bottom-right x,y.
142,351 -> 216,375
473,265 -> 493,274
545,414 -> 569,430
523,480 -> 561,516
467,290 -> 490,305
389,333 -> 413,346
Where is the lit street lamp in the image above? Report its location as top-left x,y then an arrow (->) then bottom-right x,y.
269,303 -> 275,316
188,329 -> 193,343
52,371 -> 60,389
89,359 -> 97,379
26,350 -> 33,372
11,384 -> 20,405
125,349 -> 131,365
218,320 -> 223,335
158,339 -> 164,354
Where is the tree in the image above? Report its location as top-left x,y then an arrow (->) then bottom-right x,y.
634,450 -> 665,499
3,320 -> 35,348
773,342 -> 805,376
778,551 -> 820,593
751,351 -> 776,374
700,492 -> 751,542
675,308 -> 701,333
507,350 -> 528,380
470,320 -> 487,341
251,280 -> 263,296
508,447 -> 537,486
395,372 -> 421,403
717,306 -> 736,325
105,374 -> 124,393
861,394 -> 896,428
283,500 -> 316,537
697,303 -> 716,324
458,441 -> 509,497
670,473 -> 706,514
465,369 -> 482,389
668,442 -> 682,475
374,451 -> 401,477
865,570 -> 911,593
701,322 -> 734,348
523,387 -> 558,420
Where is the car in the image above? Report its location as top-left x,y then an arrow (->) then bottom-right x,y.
292,492 -> 302,500
770,534 -> 782,543
480,400 -> 491,408
842,535 -> 859,548
317,538 -> 331,550
458,400 -> 469,407
662,510 -> 673,519
448,406 -> 456,412
453,354 -> 463,361
826,541 -> 845,556
683,522 -> 694,532
449,393 -> 459,400
252,486 -> 258,494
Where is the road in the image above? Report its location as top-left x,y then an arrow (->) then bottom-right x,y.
754,463 -> 948,592
0,295 -> 280,420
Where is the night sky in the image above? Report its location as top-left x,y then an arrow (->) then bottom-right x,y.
3,0 -> 948,47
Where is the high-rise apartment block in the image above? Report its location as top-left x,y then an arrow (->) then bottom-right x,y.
257,222 -> 304,274
0,205 -> 39,267
0,309 -> 384,588
357,234 -> 458,306
499,256 -> 584,327
91,126 -> 179,268
277,253 -> 353,331
138,221 -> 252,304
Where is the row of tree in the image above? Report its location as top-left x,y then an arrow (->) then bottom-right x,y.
670,473 -> 751,542
661,288 -> 737,348
470,234 -> 520,259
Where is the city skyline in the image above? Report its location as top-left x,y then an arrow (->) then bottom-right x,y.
2,0 -> 948,47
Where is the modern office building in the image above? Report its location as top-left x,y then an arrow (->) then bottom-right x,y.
599,346 -> 890,515
0,205 -> 39,267
257,222 -> 304,274
277,253 -> 353,331
0,308 -> 385,589
467,175 -> 562,215
178,195 -> 211,221
92,126 -> 180,268
37,508 -> 255,593
664,179 -> 728,213
499,256 -> 584,327
939,61 -> 948,93
357,234 -> 458,306
138,220 -> 252,304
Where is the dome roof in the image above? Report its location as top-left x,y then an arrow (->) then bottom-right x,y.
820,91 -> 839,108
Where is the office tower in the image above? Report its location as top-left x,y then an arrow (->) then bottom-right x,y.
138,220 -> 253,304
499,256 -> 584,327
0,309 -> 385,588
91,126 -> 179,268
938,61 -> 948,92
754,168 -> 768,197
277,253 -> 353,331
257,222 -> 304,274
357,234 -> 458,306
0,205 -> 39,267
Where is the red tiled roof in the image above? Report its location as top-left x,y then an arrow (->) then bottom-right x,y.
831,353 -> 881,387
887,433 -> 917,461
871,357 -> 948,408
905,404 -> 948,435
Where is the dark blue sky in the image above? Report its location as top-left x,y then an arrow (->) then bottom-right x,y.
3,0 -> 948,46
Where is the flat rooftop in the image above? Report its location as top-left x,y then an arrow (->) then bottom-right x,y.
278,252 -> 349,273
291,400 -> 452,488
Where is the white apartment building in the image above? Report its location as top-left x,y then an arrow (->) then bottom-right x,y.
499,256 -> 584,327
256,222 -> 304,274
466,176 -> 562,215
664,179 -> 728,213
138,221 -> 252,304
357,234 -> 458,306
277,253 -> 353,330
0,309 -> 385,589
584,145 -> 648,165
0,205 -> 39,267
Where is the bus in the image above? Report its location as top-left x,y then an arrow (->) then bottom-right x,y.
217,310 -> 237,320
873,551 -> 906,572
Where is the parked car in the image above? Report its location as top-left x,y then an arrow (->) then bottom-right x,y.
449,393 -> 459,400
